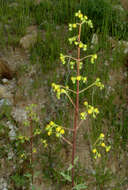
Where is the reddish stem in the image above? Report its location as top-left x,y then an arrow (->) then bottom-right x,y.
30,117 -> 34,184
72,24 -> 81,188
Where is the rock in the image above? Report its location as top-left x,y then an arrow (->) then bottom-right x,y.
8,150 -> 14,160
91,34 -> 98,45
11,107 -> 27,123
0,178 -> 8,190
20,25 -> 38,49
0,58 -> 13,79
7,121 -> 17,140
0,85 -> 12,99
0,99 -> 12,107
108,36 -> 117,49
120,0 -> 128,11
113,5 -> 124,12
91,33 -> 98,49
108,37 -> 128,54
26,25 -> 38,34
118,40 -> 128,54
2,78 -> 9,85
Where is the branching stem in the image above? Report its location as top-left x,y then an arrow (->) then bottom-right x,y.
80,54 -> 93,62
79,82 -> 96,94
65,55 -> 77,61
61,136 -> 72,146
65,92 -> 77,111
60,85 -> 77,94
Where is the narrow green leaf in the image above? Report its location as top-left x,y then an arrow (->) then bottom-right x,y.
73,183 -> 87,190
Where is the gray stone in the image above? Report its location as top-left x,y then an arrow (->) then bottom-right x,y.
20,26 -> 38,49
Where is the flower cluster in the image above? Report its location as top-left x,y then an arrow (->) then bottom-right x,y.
95,78 -> 104,90
60,53 -> 66,64
91,54 -> 97,64
34,128 -> 41,136
74,41 -> 87,51
69,23 -> 77,31
45,121 -> 65,138
25,104 -> 39,123
80,101 -> 99,120
69,61 -> 83,70
20,152 -> 27,159
69,61 -> 75,69
75,10 -> 93,28
92,133 -> 111,159
68,36 -> 78,45
71,76 -> 87,84
18,135 -> 29,143
40,139 -> 48,148
52,83 -> 68,99
33,147 -> 37,153
69,11 -> 93,31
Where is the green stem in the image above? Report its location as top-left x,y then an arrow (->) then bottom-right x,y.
80,54 -> 93,62
65,55 -> 77,61
60,85 -> 77,94
79,82 -> 95,94
65,92 -> 77,110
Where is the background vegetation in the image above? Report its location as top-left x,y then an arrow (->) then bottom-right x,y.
0,0 -> 128,189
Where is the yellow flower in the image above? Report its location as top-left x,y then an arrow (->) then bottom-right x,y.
48,131 -> 52,136
83,77 -> 87,83
60,129 -> 65,134
18,135 -> 24,140
72,24 -> 77,28
25,137 -> 29,141
80,112 -> 87,120
71,77 -> 76,84
46,124 -> 50,130
79,13 -> 83,19
92,148 -> 97,153
94,108 -> 99,114
21,153 -> 25,158
84,101 -> 88,106
101,143 -> 105,147
99,133 -> 105,139
97,153 -> 101,158
49,121 -> 54,126
33,148 -> 37,153
56,126 -> 61,132
84,15 -> 88,20
79,42 -> 83,48
88,108 -> 93,114
106,146 -> 111,152
93,54 -> 97,59
76,75 -> 82,81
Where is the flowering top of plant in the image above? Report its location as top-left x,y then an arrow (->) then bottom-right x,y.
71,76 -> 87,84
45,10 -> 107,189
69,10 -> 93,31
52,83 -> 68,99
46,121 -> 65,138
92,133 -> 111,159
95,78 -> 104,90
80,101 -> 99,120
46,10 -> 105,138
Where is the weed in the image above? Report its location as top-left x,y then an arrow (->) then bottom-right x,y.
45,10 -> 110,189
16,104 -> 47,188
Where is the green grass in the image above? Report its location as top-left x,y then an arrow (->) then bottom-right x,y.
0,0 -> 128,189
